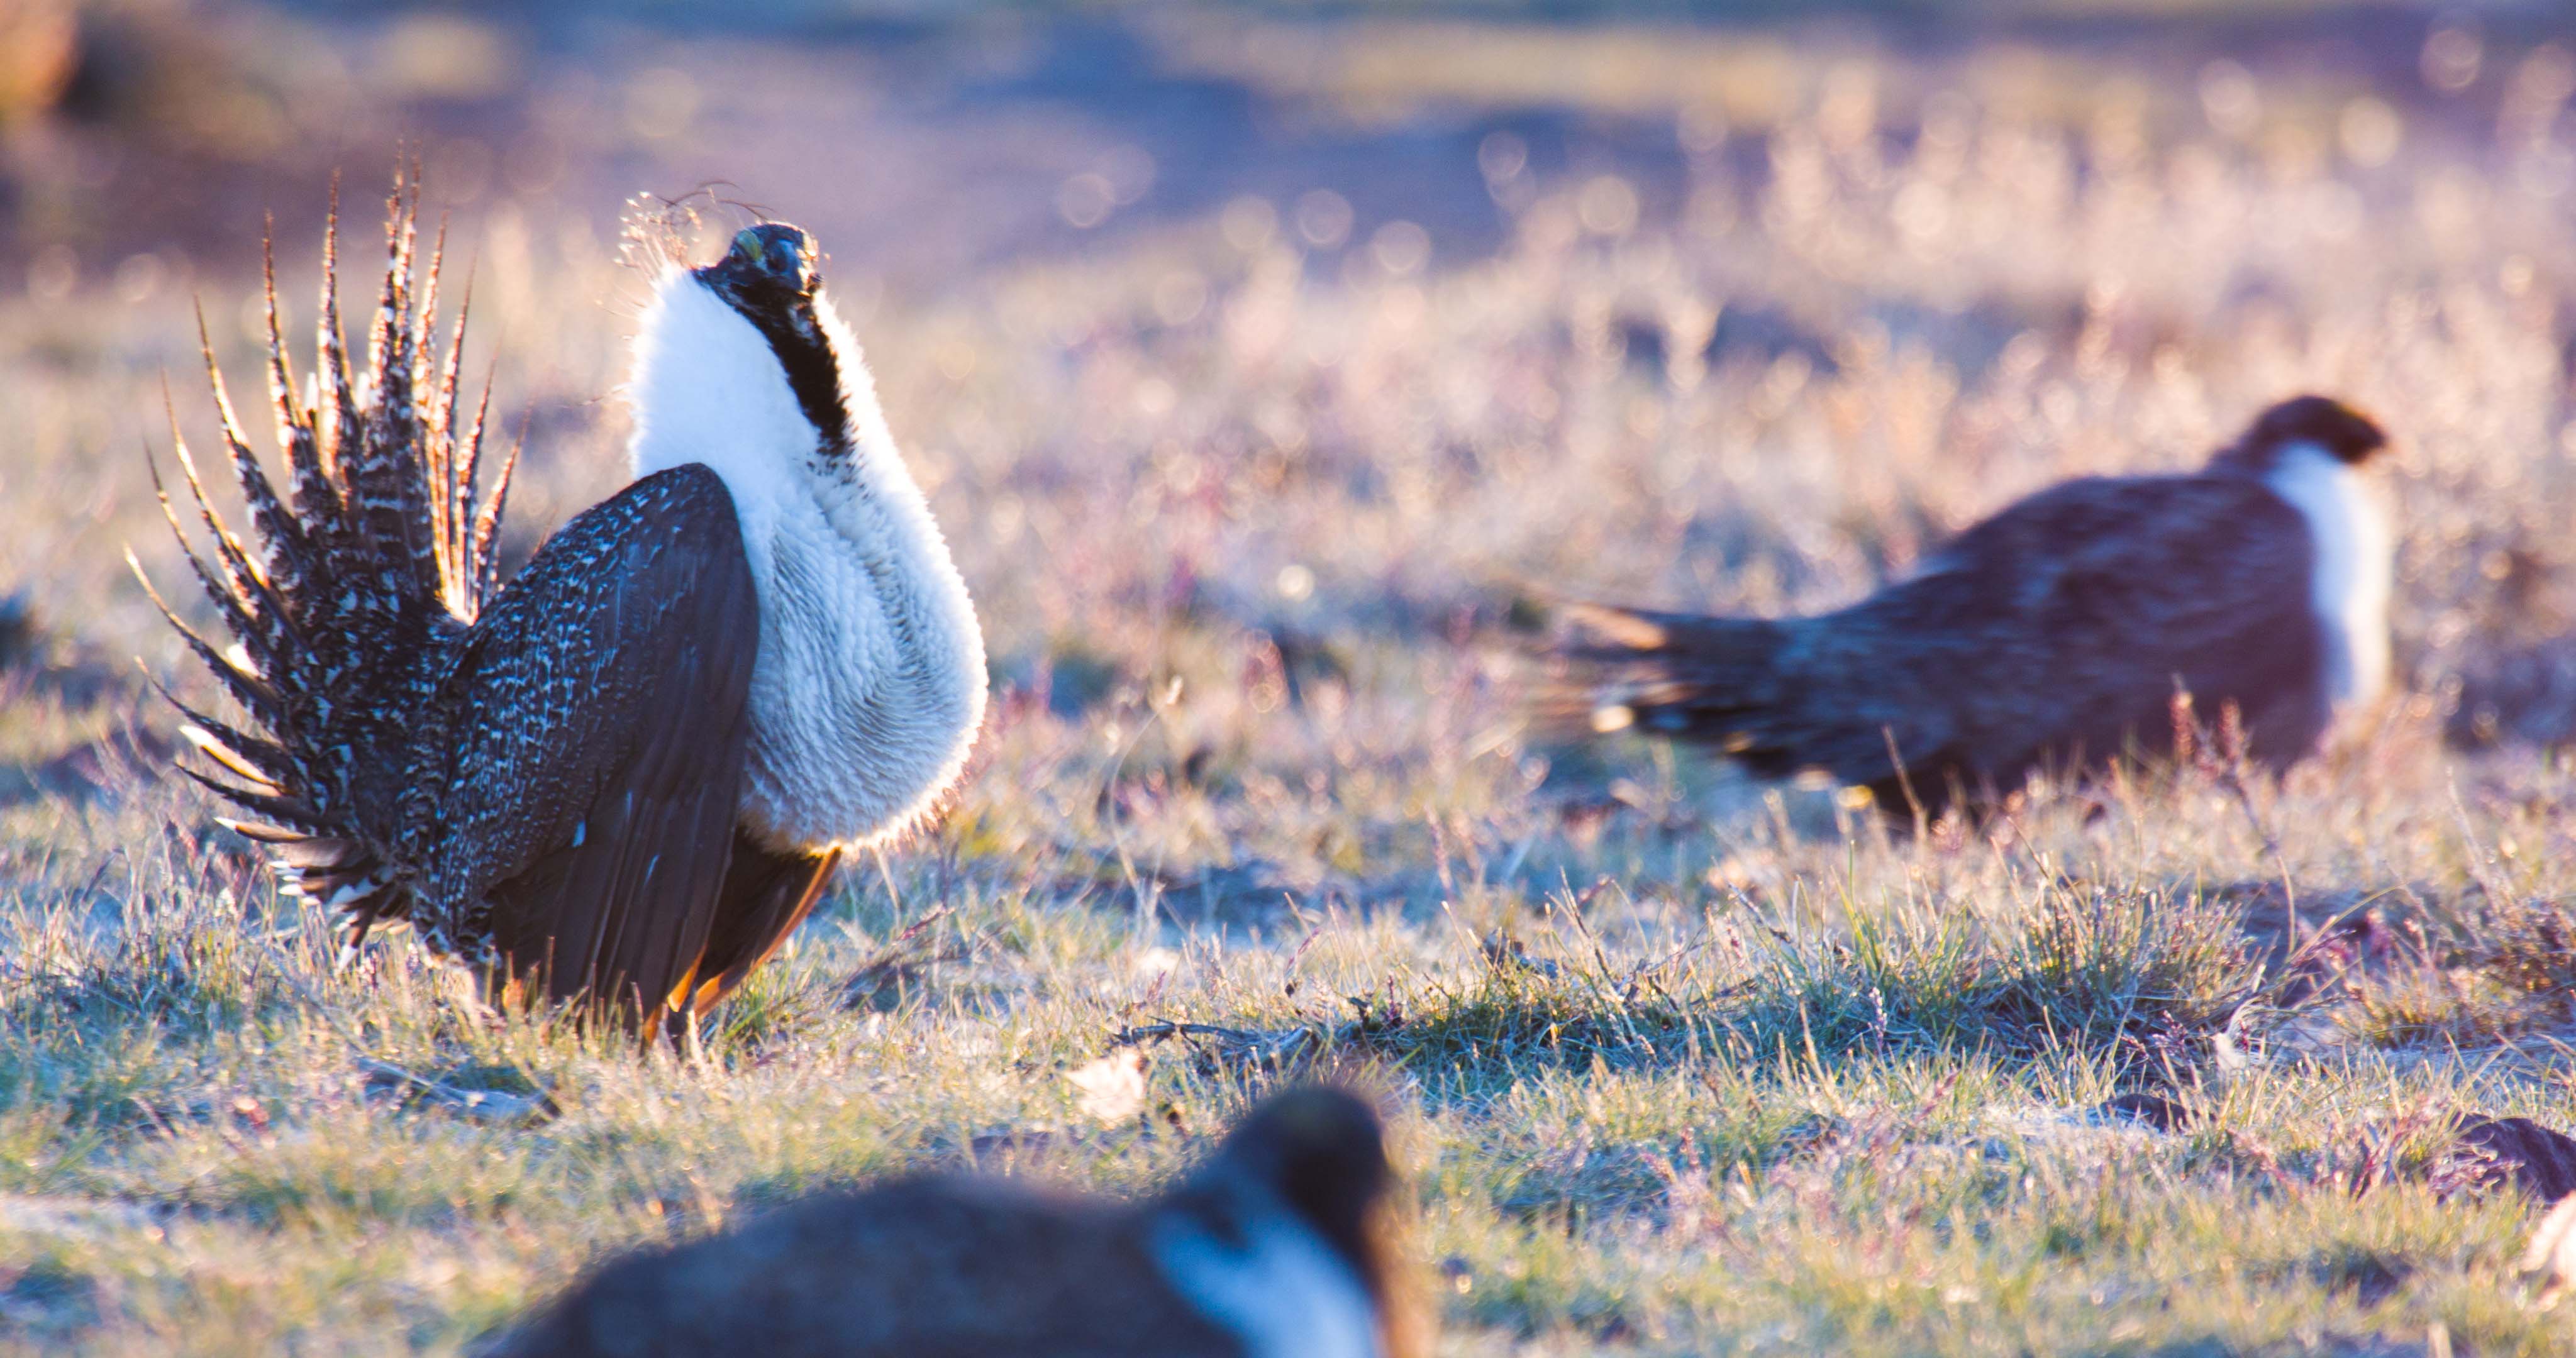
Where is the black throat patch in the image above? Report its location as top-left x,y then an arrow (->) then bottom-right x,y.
690,223 -> 854,462
736,297 -> 853,461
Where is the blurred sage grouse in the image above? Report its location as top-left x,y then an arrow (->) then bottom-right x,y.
1558,395 -> 2391,813
136,186 -> 986,1033
493,1086 -> 1417,1358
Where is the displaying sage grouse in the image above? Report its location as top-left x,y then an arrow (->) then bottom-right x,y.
137,186 -> 986,1033
492,1086 -> 1417,1358
1560,396 -> 2392,813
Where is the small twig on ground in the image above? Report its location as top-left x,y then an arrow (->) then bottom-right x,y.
837,906 -> 967,1010
355,1057 -> 558,1127
1110,1017 -> 1355,1068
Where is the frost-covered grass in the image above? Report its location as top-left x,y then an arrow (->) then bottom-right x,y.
8,6 -> 2576,1354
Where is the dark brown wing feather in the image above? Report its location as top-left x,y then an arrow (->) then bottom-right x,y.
433,465 -> 760,1022
680,829 -> 841,1020
1572,472 -> 2326,809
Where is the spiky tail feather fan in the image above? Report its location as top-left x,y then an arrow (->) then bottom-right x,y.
133,175 -> 518,951
1534,602 -> 1797,765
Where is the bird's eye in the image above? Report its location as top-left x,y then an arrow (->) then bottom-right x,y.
766,238 -> 800,275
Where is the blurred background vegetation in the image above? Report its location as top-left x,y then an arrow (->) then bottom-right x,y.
4,0 -> 2567,277
11,0 -> 2576,736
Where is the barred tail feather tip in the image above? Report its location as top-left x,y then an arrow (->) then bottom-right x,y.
1533,601 -> 1794,756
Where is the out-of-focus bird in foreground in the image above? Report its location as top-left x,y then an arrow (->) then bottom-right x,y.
1553,395 -> 2392,815
491,1086 -> 1420,1358
136,180 -> 987,1037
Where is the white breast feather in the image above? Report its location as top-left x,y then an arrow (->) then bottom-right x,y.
2262,441 -> 2393,714
1150,1199 -> 1381,1358
626,273 -> 987,853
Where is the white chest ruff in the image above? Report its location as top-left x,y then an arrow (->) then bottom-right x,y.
628,273 -> 988,854
1151,1203 -> 1381,1358
733,490 -> 987,851
2262,443 -> 2393,715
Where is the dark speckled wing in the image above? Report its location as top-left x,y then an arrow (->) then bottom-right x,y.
1578,471 -> 2326,810
432,464 -> 760,1020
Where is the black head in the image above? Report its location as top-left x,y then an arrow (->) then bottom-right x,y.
701,223 -> 819,298
2231,394 -> 2389,468
691,222 -> 850,453
1204,1086 -> 1394,1291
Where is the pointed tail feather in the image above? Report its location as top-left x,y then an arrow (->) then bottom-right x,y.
260,226 -> 341,536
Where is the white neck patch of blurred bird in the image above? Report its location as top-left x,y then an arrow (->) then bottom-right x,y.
2259,438 -> 2394,712
1153,1184 -> 1385,1358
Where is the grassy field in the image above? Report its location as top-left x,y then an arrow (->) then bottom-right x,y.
9,3 -> 2576,1354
